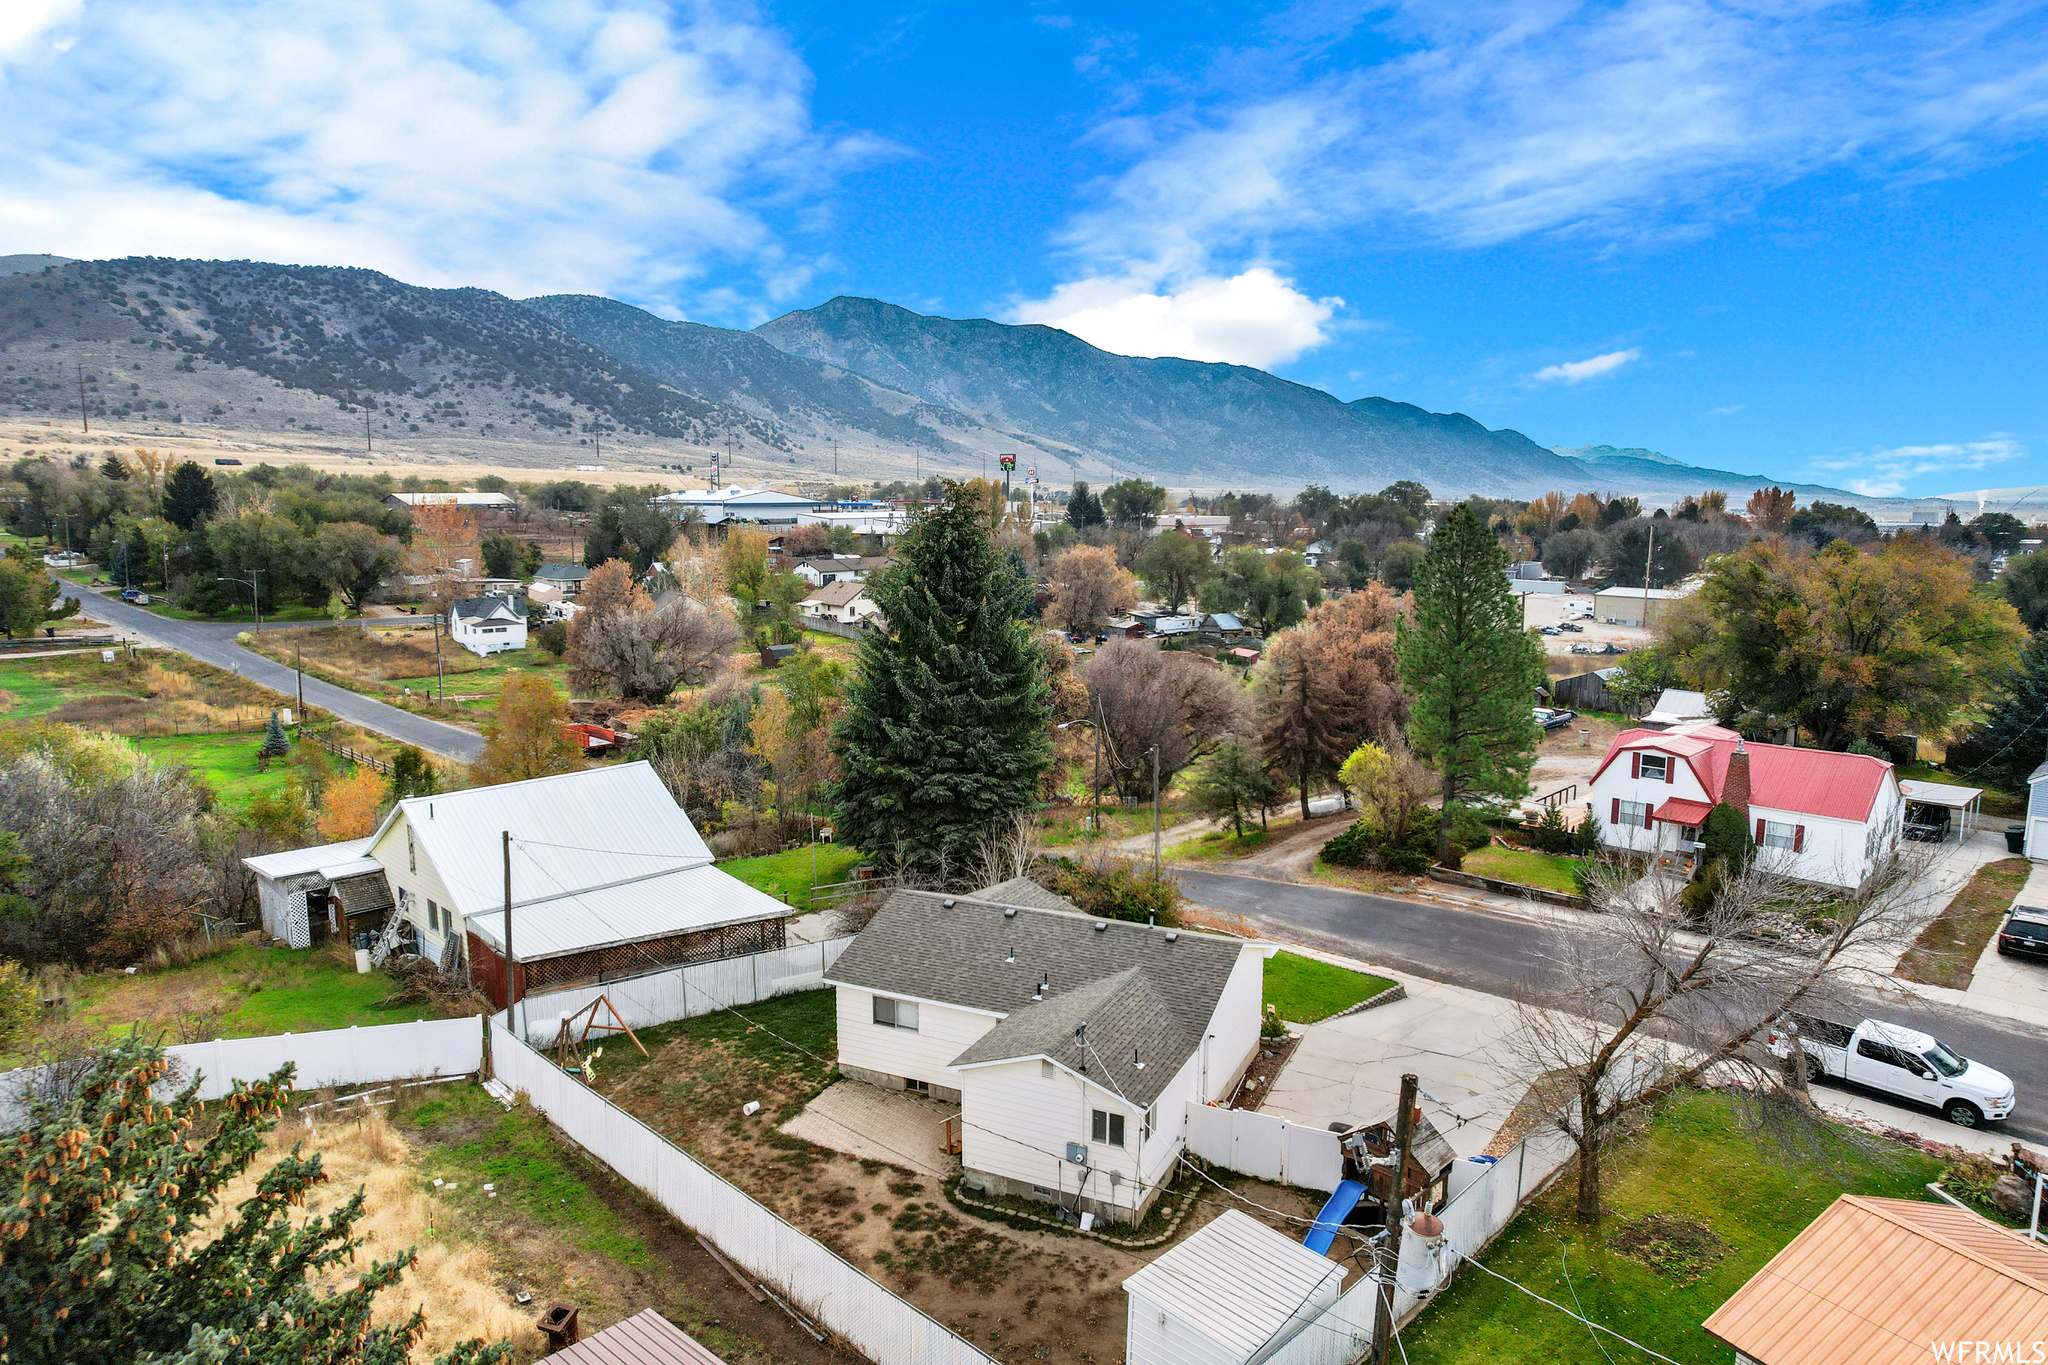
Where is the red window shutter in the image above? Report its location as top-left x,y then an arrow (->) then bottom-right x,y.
1793,825 -> 1805,853
1755,818 -> 1766,844
1664,759 -> 1674,784
1612,798 -> 1622,827
1631,753 -> 1641,779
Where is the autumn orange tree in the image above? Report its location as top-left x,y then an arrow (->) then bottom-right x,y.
1045,544 -> 1137,635
470,673 -> 580,786
317,766 -> 387,839
1259,586 -> 1407,818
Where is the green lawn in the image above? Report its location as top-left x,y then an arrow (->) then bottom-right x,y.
1173,827 -> 1272,861
1263,951 -> 1396,1023
1401,1091 -> 1945,1365
131,731 -> 336,811
718,845 -> 865,911
0,651 -> 142,721
1463,844 -> 1587,895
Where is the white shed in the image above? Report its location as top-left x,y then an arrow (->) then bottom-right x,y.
1123,1209 -> 1344,1365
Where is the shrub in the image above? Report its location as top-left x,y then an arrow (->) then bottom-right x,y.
1532,804 -> 1570,852
1320,819 -> 1381,868
1043,855 -> 1184,926
535,620 -> 568,657
1572,811 -> 1602,855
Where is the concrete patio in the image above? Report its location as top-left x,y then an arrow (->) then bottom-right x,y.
779,1080 -> 960,1179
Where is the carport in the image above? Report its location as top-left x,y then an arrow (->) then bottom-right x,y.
1897,779 -> 1985,843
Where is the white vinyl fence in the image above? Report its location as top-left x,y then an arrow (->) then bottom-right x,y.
1185,1103 -> 1344,1193
0,1016 -> 485,1129
1258,1128 -> 1579,1365
489,1019 -> 1000,1365
518,937 -> 853,1042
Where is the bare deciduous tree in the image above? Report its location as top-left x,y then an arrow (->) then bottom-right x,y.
1511,850 -> 1926,1225
581,596 -> 740,703
1046,544 -> 1138,635
1083,640 -> 1247,803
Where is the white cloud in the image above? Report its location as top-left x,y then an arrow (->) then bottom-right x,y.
1051,1 -> 2048,272
1530,348 -> 1641,385
0,0 -> 875,319
1818,435 -> 2027,498
0,0 -> 78,57
1010,267 -> 1339,367
1705,403 -> 1745,416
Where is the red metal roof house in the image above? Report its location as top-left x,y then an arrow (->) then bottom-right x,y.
1584,721 -> 1906,890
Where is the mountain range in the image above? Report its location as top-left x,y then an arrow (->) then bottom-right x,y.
0,254 -> 1863,502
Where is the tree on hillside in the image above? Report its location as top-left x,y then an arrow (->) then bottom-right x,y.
2000,549 -> 2048,634
162,460 -> 217,530
0,546 -> 80,638
0,1037 -> 509,1365
1397,505 -> 1546,862
1670,537 -> 2025,750
1046,545 -> 1137,635
1257,588 -> 1406,819
1065,481 -> 1105,531
1083,641 -> 1247,804
1746,485 -> 1796,533
831,483 -> 1053,879
471,673 -> 580,786
1337,741 -> 1435,847
1134,529 -> 1215,612
315,521 -> 404,613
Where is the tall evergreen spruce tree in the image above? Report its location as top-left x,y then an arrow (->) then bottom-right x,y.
1970,629 -> 2048,792
1396,505 -> 1547,862
832,483 -> 1053,879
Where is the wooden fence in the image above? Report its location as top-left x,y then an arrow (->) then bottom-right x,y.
301,728 -> 393,775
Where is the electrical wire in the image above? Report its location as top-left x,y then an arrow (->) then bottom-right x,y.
1448,1247 -> 1688,1365
1560,1243 -> 1618,1365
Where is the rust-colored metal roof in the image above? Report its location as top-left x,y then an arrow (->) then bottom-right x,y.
1703,1196 -> 2048,1364
547,1309 -> 728,1365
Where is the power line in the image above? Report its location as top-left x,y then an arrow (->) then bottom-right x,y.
1447,1247 -> 1687,1365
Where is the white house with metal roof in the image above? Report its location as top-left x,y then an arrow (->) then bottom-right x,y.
825,878 -> 1270,1224
250,764 -> 789,1014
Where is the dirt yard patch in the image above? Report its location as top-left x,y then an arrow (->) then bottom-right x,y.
592,989 -> 1329,1365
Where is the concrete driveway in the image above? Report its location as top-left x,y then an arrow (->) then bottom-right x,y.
1258,951 -> 1528,1160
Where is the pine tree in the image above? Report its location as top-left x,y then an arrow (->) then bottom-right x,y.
0,1038 -> 508,1365
388,744 -> 439,800
1397,505 -> 1547,862
832,482 -> 1053,878
1186,738 -> 1276,839
257,708 -> 291,768
162,460 -> 217,531
1968,629 -> 2048,792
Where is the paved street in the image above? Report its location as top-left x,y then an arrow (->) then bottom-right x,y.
56,583 -> 484,762
1179,865 -> 2048,1145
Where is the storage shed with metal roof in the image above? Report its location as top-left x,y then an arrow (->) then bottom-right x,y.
1123,1209 -> 1345,1365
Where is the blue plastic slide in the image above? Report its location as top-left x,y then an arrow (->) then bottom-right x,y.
1303,1179 -> 1367,1255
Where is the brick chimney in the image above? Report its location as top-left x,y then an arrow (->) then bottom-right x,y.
1724,738 -> 1752,822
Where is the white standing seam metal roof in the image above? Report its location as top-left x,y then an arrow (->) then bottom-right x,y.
375,762 -> 714,921
463,861 -> 788,961
243,838 -> 374,881
1122,1210 -> 1344,1360
1898,780 -> 1986,809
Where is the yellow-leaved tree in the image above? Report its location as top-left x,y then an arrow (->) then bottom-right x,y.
316,766 -> 386,840
470,673 -> 581,786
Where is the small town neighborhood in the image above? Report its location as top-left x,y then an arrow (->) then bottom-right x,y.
4,8 -> 2048,1358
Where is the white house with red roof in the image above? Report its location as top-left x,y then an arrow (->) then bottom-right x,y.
1586,721 -> 1906,890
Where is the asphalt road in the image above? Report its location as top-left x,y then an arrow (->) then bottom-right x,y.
56,583 -> 484,762
1179,866 -> 2048,1144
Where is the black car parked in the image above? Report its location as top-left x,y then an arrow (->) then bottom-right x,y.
1997,906 -> 2048,961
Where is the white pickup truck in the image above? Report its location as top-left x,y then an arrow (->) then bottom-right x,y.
1765,1013 -> 2016,1128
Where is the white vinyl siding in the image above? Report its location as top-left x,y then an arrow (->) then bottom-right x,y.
370,810 -> 463,957
959,1060 -> 1148,1216
832,988 -> 993,1090
1618,799 -> 1652,829
1203,947 -> 1267,1102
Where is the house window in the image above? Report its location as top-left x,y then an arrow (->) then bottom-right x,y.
426,900 -> 440,932
1142,1105 -> 1156,1140
407,830 -> 416,873
904,1078 -> 930,1095
1092,1110 -> 1125,1148
1762,820 -> 1798,851
1638,753 -> 1669,781
1618,800 -> 1651,830
872,996 -> 919,1032
1041,1060 -> 1055,1080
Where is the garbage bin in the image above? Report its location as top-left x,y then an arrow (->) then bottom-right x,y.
2010,825 -> 2028,855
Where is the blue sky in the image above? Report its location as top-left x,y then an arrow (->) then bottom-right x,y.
4,0 -> 2046,498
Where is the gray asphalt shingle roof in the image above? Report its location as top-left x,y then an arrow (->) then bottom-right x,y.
825,886 -> 1245,1107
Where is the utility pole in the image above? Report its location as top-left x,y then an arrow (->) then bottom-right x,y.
1151,744 -> 1162,877
216,569 -> 262,628
365,408 -> 372,457
1373,1073 -> 1421,1365
295,641 -> 305,721
431,609 -> 446,702
502,831 -> 517,1033
832,437 -> 838,479
77,364 -> 89,434
1641,522 -> 1656,630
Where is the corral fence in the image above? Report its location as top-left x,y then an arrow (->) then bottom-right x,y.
491,1019 -> 1001,1365
301,726 -> 394,775
516,935 -> 854,1040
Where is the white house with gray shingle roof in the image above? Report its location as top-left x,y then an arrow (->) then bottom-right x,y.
824,881 -> 1269,1224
